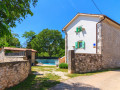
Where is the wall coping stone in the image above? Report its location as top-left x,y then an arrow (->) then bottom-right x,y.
0,60 -> 28,65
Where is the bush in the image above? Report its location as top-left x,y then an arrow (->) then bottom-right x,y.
59,63 -> 68,69
35,61 -> 38,64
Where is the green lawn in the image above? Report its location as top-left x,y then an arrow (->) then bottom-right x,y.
32,66 -> 68,72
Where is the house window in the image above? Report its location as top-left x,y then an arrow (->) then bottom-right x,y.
76,26 -> 82,32
75,41 -> 85,49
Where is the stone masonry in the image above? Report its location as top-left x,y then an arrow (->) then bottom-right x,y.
68,49 -> 120,73
68,50 -> 103,73
0,61 -> 30,90
75,54 -> 102,73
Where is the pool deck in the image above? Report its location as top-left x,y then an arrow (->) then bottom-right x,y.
37,63 -> 56,66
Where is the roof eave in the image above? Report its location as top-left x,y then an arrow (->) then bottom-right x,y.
62,13 -> 105,31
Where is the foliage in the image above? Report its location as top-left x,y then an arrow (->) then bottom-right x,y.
22,30 -> 36,42
0,0 -> 38,37
31,29 -> 65,57
59,63 -> 68,69
9,71 -> 60,90
0,33 -> 20,47
35,60 -> 38,64
22,30 -> 36,48
37,52 -> 49,57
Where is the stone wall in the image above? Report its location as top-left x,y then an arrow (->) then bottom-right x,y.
75,54 -> 102,73
0,61 -> 30,90
31,52 -> 35,63
68,50 -> 103,73
0,48 -> 4,62
0,48 -> 28,62
4,56 -> 26,62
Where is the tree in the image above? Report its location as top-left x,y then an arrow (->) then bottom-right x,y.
0,33 -> 20,47
31,29 -> 65,57
0,0 -> 38,37
22,30 -> 36,48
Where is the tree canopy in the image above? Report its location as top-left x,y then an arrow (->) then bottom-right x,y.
0,33 -> 21,47
30,29 -> 65,57
22,30 -> 36,48
0,0 -> 38,37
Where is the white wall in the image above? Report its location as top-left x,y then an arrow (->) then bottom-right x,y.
66,16 -> 100,54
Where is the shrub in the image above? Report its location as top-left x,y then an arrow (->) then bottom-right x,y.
35,61 -> 38,64
59,63 -> 68,69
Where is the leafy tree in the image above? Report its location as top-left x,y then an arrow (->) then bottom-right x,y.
0,0 -> 38,37
22,30 -> 36,48
0,33 -> 20,47
31,29 -> 65,57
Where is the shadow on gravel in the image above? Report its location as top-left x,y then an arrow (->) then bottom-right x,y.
50,82 -> 100,90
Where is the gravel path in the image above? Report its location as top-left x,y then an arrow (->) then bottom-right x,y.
50,70 -> 120,90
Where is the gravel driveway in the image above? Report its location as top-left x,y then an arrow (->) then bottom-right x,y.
50,70 -> 120,90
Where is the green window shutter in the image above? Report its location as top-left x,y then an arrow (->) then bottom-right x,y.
78,27 -> 80,32
76,27 -> 78,32
80,26 -> 82,32
82,41 -> 85,48
75,42 -> 78,48
79,42 -> 80,48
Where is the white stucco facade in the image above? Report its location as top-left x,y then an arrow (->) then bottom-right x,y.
65,16 -> 101,55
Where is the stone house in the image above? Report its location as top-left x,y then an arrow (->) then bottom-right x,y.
63,13 -> 120,73
0,47 -> 37,64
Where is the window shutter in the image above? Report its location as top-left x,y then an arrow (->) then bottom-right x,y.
82,41 -> 85,48
79,42 -> 81,48
75,42 -> 78,49
76,27 -> 78,32
80,26 -> 82,32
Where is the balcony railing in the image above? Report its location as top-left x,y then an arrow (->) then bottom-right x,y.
5,51 -> 25,56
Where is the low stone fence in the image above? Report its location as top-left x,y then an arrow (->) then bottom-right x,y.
68,50 -> 103,73
0,61 -> 30,90
3,56 -> 27,62
68,50 -> 120,73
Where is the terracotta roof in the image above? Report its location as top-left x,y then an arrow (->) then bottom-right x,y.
4,47 -> 37,52
62,13 -> 120,31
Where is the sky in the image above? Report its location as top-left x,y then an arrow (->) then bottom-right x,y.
11,0 -> 120,46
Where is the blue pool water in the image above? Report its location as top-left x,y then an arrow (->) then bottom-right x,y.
36,59 -> 58,65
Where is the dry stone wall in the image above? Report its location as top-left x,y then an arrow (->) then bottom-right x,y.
68,51 -> 103,73
4,56 -> 26,62
0,61 -> 30,90
0,49 -> 4,62
68,50 -> 120,73
74,54 -> 103,73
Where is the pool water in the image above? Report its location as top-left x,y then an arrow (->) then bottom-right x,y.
36,59 -> 58,65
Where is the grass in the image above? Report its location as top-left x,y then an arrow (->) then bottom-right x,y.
55,68 -> 68,72
32,66 -> 68,72
8,73 -> 60,90
32,66 -> 56,72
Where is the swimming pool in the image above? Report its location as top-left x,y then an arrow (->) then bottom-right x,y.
36,59 -> 58,65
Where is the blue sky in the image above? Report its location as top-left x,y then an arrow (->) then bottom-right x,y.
11,0 -> 120,46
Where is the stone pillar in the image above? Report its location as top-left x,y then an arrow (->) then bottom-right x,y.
0,48 -> 5,62
26,50 -> 32,74
68,50 -> 75,73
